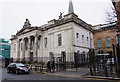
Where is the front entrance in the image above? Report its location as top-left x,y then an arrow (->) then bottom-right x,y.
30,52 -> 33,62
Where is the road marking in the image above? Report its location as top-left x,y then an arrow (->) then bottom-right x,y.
38,72 -> 115,81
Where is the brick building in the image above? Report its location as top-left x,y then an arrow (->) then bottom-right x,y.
114,1 -> 120,30
93,23 -> 116,56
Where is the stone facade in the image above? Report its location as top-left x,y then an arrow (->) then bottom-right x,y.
10,13 -> 94,63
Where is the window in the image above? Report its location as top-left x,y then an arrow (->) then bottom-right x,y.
87,37 -> 89,46
76,33 -> 79,39
58,34 -> 62,46
106,37 -> 111,47
87,37 -> 89,41
45,38 -> 47,48
82,35 -> 84,44
98,38 -> 102,48
76,33 -> 79,45
14,44 -> 16,52
82,35 -> 84,40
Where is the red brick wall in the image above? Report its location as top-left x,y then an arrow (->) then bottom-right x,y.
114,1 -> 120,30
94,27 -> 116,54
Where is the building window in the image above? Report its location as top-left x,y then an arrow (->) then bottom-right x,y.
98,38 -> 102,48
76,33 -> 79,39
87,37 -> 88,41
82,35 -> 84,40
45,38 -> 47,48
76,33 -> 79,45
14,44 -> 16,52
106,37 -> 111,47
87,37 -> 89,46
58,34 -> 62,46
82,35 -> 84,45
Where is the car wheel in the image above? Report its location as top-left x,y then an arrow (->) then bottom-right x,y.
15,70 -> 19,74
26,72 -> 29,74
7,69 -> 10,73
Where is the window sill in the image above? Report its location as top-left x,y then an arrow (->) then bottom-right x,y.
106,46 -> 111,48
98,47 -> 102,49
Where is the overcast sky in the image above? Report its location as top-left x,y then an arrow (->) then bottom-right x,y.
0,0 -> 115,40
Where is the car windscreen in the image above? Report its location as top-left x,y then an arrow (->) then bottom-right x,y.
16,63 -> 25,67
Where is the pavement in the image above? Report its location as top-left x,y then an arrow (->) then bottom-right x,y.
36,68 -> 120,81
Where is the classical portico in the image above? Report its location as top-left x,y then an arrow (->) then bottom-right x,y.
17,34 -> 41,62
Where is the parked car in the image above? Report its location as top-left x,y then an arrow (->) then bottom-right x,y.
107,58 -> 117,65
7,63 -> 30,74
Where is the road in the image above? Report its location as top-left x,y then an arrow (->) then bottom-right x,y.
1,68 -> 114,81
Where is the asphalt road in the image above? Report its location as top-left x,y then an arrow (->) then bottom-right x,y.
1,68 -> 115,81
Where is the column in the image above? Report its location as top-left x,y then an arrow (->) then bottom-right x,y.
27,36 -> 31,62
34,34 -> 38,62
17,40 -> 20,61
22,38 -> 25,62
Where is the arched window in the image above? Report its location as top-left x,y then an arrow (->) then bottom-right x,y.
106,37 -> 111,47
98,38 -> 102,48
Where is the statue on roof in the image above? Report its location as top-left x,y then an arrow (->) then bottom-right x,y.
59,12 -> 64,19
23,18 -> 31,28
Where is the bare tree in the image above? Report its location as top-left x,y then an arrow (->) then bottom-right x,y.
105,6 -> 117,24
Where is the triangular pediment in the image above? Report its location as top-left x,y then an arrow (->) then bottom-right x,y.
16,28 -> 33,35
21,29 -> 31,33
16,27 -> 41,35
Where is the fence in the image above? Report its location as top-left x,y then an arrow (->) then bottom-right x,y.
89,48 -> 118,77
25,64 -> 46,72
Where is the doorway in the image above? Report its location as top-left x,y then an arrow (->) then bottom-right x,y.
30,52 -> 33,62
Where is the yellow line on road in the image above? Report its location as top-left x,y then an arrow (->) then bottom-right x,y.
38,72 -> 114,81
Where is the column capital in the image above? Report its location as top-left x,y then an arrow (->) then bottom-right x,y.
27,36 -> 31,39
34,34 -> 38,37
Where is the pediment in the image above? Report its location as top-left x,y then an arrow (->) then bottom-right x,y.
16,28 -> 32,35
21,29 -> 31,33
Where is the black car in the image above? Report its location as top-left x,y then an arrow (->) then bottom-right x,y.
7,63 -> 30,74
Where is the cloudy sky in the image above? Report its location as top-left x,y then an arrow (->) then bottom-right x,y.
0,0 -> 115,40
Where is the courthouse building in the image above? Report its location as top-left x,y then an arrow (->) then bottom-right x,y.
10,0 -> 94,63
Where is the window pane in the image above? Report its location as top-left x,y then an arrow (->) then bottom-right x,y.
45,38 -> 47,48
106,37 -> 111,47
98,38 -> 102,48
58,34 -> 62,46
76,33 -> 79,39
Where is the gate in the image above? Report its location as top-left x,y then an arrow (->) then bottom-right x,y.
55,51 -> 66,71
74,51 -> 89,68
89,47 -> 118,77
